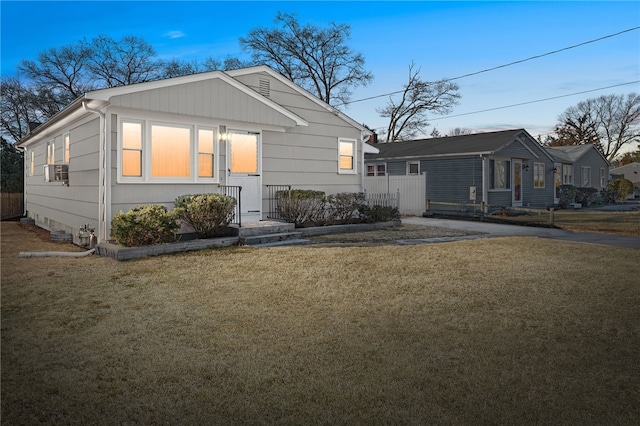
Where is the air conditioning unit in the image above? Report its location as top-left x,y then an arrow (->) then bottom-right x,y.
44,164 -> 69,185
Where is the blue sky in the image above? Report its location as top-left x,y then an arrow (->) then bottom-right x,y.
2,1 -> 639,146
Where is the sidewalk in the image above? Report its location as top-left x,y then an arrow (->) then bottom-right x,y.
401,216 -> 640,249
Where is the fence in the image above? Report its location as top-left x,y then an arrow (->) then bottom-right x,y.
265,185 -> 292,221
365,191 -> 400,208
363,174 -> 426,215
217,185 -> 242,227
1,193 -> 23,220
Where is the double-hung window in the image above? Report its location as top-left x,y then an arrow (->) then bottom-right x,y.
338,138 -> 357,174
120,119 -> 218,182
562,164 -> 573,185
582,166 -> 591,187
46,140 -> 55,164
599,168 -> 606,188
63,133 -> 70,163
366,163 -> 386,176
533,162 -> 545,188
489,159 -> 510,189
29,150 -> 35,176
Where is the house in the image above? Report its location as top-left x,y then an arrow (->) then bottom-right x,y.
17,65 -> 376,244
544,145 -> 610,202
364,129 -> 557,211
610,162 -> 640,198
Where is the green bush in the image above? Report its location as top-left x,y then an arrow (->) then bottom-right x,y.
174,194 -> 236,238
558,185 -> 576,208
574,187 -> 599,207
608,178 -> 634,202
358,204 -> 400,223
111,205 -> 180,247
325,192 -> 367,225
276,189 -> 326,226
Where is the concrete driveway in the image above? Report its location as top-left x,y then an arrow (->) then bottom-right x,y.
401,216 -> 640,249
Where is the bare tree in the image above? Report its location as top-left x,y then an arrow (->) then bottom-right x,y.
240,12 -> 373,106
449,127 -> 472,136
378,63 -> 460,143
548,93 -> 640,161
84,35 -> 161,87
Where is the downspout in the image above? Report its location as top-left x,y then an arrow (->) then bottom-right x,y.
481,155 -> 488,213
360,133 -> 365,192
17,146 -> 27,216
82,102 -> 107,243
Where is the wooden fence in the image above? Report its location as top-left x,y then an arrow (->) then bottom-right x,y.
1,193 -> 24,220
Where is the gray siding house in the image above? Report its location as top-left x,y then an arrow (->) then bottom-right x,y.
610,162 -> 640,197
18,66 -> 375,244
545,145 -> 610,203
364,129 -> 557,210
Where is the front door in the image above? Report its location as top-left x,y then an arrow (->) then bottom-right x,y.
227,131 -> 262,222
512,159 -> 523,207
554,162 -> 561,205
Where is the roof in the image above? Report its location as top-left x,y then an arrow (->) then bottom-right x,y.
545,144 -> 610,165
365,129 -> 529,160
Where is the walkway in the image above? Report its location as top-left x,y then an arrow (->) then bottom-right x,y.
401,217 -> 639,249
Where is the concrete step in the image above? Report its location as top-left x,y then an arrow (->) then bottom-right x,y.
232,221 -> 295,238
242,231 -> 302,246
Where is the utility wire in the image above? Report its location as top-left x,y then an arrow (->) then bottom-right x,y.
337,26 -> 640,107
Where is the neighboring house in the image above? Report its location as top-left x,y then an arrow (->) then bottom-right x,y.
364,129 -> 557,211
544,145 -> 610,203
18,65 -> 376,244
610,162 -> 640,198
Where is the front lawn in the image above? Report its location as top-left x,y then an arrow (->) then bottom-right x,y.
2,222 -> 638,424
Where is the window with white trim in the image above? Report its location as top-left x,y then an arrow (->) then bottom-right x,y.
29,150 -> 35,176
63,133 -> 70,163
599,168 -> 606,188
46,140 -> 55,164
533,162 -> 545,188
582,166 -> 591,187
119,119 -> 219,182
562,164 -> 573,185
489,159 -> 510,189
338,138 -> 357,174
366,163 -> 385,176
408,162 -> 420,175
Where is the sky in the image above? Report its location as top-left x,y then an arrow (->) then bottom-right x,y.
1,1 -> 639,150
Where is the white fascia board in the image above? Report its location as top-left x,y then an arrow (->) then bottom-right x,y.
227,65 -> 371,135
370,151 -> 494,161
87,70 -> 309,127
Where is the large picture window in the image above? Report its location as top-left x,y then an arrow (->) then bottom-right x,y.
490,159 -> 510,189
120,119 -> 218,182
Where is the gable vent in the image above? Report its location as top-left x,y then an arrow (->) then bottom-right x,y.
258,78 -> 270,98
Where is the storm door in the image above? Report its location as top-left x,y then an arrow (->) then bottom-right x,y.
227,131 -> 262,222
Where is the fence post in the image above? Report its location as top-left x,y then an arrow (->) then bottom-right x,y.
396,189 -> 400,210
480,201 -> 485,221
426,199 -> 430,211
549,207 -> 554,226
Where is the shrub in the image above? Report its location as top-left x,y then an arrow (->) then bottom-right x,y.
174,193 -> 236,238
358,204 -> 400,223
111,205 -> 180,247
276,189 -> 326,226
574,187 -> 599,207
558,185 -> 576,208
608,178 -> 634,202
325,192 -> 367,225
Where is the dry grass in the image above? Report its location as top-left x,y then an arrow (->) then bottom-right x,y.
2,221 -> 639,425
308,224 -> 480,245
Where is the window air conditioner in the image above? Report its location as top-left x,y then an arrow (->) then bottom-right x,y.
44,164 -> 69,185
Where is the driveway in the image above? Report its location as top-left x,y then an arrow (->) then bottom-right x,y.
401,217 -> 640,249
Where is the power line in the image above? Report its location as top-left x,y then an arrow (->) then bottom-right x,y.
366,80 -> 640,132
337,26 -> 640,107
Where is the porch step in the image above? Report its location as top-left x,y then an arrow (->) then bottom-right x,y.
232,221 -> 296,238
242,231 -> 303,246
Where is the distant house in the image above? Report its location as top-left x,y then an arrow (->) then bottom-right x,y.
364,129 -> 557,211
544,145 -> 610,203
17,65 -> 376,244
610,162 -> 640,198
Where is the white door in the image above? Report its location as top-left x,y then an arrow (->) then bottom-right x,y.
227,131 -> 262,222
512,159 -> 523,207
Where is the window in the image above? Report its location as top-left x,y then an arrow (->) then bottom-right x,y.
63,133 -> 70,163
582,167 -> 591,187
198,129 -> 215,178
150,124 -> 190,178
29,150 -> 35,176
489,159 -> 510,189
122,121 -> 143,177
338,138 -> 356,174
562,164 -> 573,185
600,168 -> 606,188
46,140 -> 55,164
119,119 -> 219,182
533,162 -> 545,188
366,163 -> 385,176
408,162 -> 420,175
